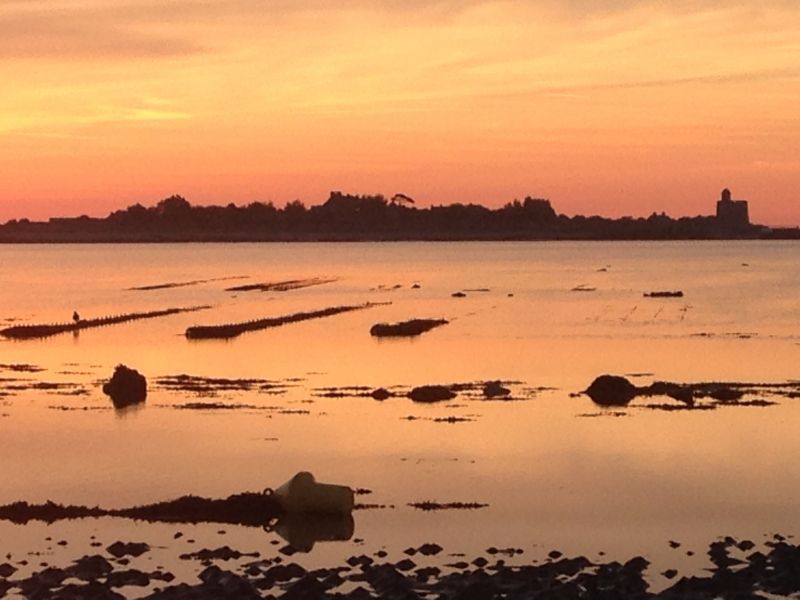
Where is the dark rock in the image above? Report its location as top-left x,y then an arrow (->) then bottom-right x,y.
345,586 -> 373,599
585,375 -> 638,406
471,557 -> 488,567
451,292 -> 466,298
346,555 -> 373,568
18,566 -> 68,595
371,388 -> 391,401
415,566 -> 440,582
738,539 -> 755,551
663,569 -> 678,579
647,382 -> 694,404
408,385 -> 456,403
644,290 -> 684,298
106,569 -> 151,588
262,562 -> 305,584
453,580 -> 493,600
180,546 -> 257,561
395,558 -> 416,571
106,541 -> 150,558
548,550 -> 563,560
370,319 -> 448,337
198,565 -> 261,599
482,381 -> 511,398
71,554 -> 113,580
282,573 -> 327,599
102,365 -> 147,408
55,580 -> 125,599
623,556 -> 649,573
707,386 -> 744,402
418,543 -> 444,556
0,562 -> 16,578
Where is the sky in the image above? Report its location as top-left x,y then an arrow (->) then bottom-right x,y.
0,0 -> 798,225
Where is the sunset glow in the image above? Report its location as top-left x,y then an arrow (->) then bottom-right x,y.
1,0 -> 798,224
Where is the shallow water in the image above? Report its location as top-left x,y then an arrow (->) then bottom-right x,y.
1,241 -> 799,589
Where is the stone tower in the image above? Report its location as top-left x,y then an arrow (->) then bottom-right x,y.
716,188 -> 749,229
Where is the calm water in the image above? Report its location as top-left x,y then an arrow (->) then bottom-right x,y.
1,241 -> 800,588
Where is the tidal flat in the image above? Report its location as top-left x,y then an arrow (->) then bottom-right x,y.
1,241 -> 800,597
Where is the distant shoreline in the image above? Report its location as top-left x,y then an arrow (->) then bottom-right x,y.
3,236 -> 800,244
2,192 -> 798,243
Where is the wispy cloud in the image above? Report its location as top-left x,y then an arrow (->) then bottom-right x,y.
0,1 -> 204,59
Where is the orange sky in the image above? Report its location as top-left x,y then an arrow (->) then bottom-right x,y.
1,0 -> 798,225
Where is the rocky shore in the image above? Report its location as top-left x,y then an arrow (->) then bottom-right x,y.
2,535 -> 798,599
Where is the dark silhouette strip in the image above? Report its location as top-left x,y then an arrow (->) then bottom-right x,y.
185,302 -> 388,340
0,493 -> 280,526
0,306 -> 211,340
225,277 -> 337,292
128,276 -> 248,291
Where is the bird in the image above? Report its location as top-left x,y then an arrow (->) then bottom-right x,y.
72,311 -> 81,323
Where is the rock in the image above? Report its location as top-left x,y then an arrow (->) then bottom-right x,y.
395,558 -> 416,571
408,385 -> 456,403
106,569 -> 151,588
415,566 -> 441,581
102,365 -> 147,408
56,581 -> 124,600
198,565 -> 261,598
482,381 -> 510,398
451,292 -> 466,298
418,543 -> 444,556
644,290 -> 684,298
18,566 -> 68,595
471,557 -> 488,567
0,562 -> 16,578
371,388 -> 391,401
707,386 -> 744,402
738,540 -> 755,551
179,546 -> 256,561
106,541 -> 150,558
585,375 -> 638,406
646,381 -> 694,404
370,319 -> 448,337
71,554 -> 113,580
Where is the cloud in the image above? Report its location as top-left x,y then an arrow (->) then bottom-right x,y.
0,1 -> 205,59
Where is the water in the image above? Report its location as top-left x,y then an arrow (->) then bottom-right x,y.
1,241 -> 799,588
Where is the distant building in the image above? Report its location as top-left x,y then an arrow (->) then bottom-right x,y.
716,188 -> 749,229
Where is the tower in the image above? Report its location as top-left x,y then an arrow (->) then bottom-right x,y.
716,188 -> 749,229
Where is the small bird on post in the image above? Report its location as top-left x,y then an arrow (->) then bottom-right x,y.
73,311 -> 81,323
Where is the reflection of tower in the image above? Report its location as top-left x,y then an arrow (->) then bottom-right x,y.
716,188 -> 749,229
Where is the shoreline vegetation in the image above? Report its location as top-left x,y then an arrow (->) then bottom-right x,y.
2,192 -> 798,243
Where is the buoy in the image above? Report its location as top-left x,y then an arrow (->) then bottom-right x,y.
265,472 -> 354,515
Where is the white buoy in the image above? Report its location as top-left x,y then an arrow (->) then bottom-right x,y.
265,472 -> 354,515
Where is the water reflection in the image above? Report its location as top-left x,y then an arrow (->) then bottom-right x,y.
112,402 -> 146,418
268,513 -> 355,552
